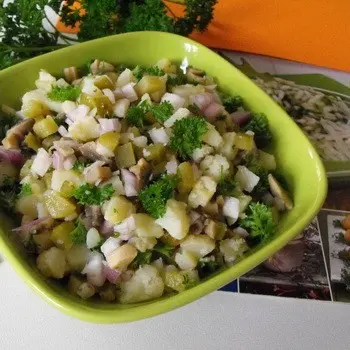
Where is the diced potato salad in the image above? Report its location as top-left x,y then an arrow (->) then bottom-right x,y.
0,58 -> 293,303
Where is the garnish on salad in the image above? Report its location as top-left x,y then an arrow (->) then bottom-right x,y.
0,58 -> 293,303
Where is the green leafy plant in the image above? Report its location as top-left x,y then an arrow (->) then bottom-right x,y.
72,183 -> 114,205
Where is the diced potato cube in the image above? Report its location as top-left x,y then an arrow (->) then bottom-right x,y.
258,150 -> 276,171
180,234 -> 215,258
69,116 -> 100,142
98,132 -> 120,152
16,194 -> 38,217
135,76 -> 166,99
85,166 -> 112,184
106,243 -> 137,270
188,176 -> 217,208
116,68 -> 136,87
119,265 -> 164,303
133,213 -> 164,238
68,275 -> 96,300
204,220 -> 227,240
21,100 -> 50,120
50,222 -> 75,250
219,238 -> 249,264
66,244 -> 90,272
177,162 -> 195,194
156,59 -> 176,73
33,116 -> 58,139
175,249 -> 198,270
200,154 -> 230,181
201,124 -> 223,148
103,195 -> 136,224
219,132 -> 238,160
115,142 -> 136,168
164,270 -> 185,292
36,247 -> 67,279
155,199 -> 189,240
33,232 -> 54,252
24,132 -> 41,151
43,190 -> 77,219
129,236 -> 157,252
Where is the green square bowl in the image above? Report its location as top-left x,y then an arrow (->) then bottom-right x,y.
0,32 -> 327,323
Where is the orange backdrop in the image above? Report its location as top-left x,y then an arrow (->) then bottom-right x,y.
167,0 -> 350,72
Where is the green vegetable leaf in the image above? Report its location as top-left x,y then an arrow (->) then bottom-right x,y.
182,273 -> 198,290
139,174 -> 178,218
222,95 -> 243,113
130,250 -> 153,269
47,86 -> 82,102
72,183 -> 114,205
152,101 -> 174,123
152,242 -> 174,258
126,100 -> 149,128
240,202 -> 276,241
167,73 -> 187,87
169,116 -> 208,159
197,258 -> 220,278
19,183 -> 32,197
133,65 -> 165,81
217,175 -> 238,197
72,160 -> 89,173
70,220 -> 87,245
242,113 -> 272,148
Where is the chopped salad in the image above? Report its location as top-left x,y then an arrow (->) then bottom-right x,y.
0,58 -> 293,303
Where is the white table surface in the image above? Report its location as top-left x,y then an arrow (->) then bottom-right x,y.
1,257 -> 349,350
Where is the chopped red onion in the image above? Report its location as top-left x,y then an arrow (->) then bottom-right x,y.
102,88 -> 116,104
99,118 -> 121,133
100,220 -> 115,236
103,263 -> 122,284
12,216 -> 51,233
52,151 -> 64,170
0,147 -> 24,167
203,102 -> 224,121
120,169 -> 138,197
63,155 -> 76,170
191,93 -> 214,111
121,83 -> 138,102
230,111 -> 251,126
161,93 -> 185,111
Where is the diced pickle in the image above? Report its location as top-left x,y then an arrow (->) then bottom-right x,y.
59,181 -> 76,197
177,162 -> 195,194
115,142 -> 136,168
33,116 -> 58,139
98,131 -> 120,151
43,172 -> 53,188
79,92 -> 113,117
16,194 -> 38,217
20,159 -> 33,179
144,144 -> 166,162
94,75 -> 115,90
235,133 -> 255,151
50,222 -> 75,250
24,132 -> 41,151
32,232 -> 54,252
42,134 -> 60,150
21,100 -> 49,120
43,190 -> 77,219
135,76 -> 166,98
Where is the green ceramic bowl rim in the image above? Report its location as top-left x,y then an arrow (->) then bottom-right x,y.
0,31 -> 327,323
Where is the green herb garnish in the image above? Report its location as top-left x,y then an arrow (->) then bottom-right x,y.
242,112 -> 272,148
139,174 -> 178,218
217,175 -> 238,197
126,100 -> 149,128
152,101 -> 174,123
47,86 -> 81,102
70,220 -> 87,245
72,183 -> 114,205
19,183 -> 32,197
169,116 -> 208,159
222,95 -> 243,113
152,242 -> 174,259
131,251 -> 153,269
133,65 -> 165,80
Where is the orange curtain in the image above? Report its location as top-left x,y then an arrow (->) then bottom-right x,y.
167,0 -> 350,72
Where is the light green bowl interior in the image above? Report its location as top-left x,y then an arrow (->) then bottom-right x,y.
0,32 -> 327,323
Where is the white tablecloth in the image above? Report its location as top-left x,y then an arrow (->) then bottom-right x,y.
1,257 -> 349,350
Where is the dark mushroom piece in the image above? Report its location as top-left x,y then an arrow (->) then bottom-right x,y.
268,174 -> 293,210
129,158 -> 151,189
63,66 -> 79,83
187,68 -> 206,84
79,141 -> 110,163
2,118 -> 35,149
85,205 -> 103,228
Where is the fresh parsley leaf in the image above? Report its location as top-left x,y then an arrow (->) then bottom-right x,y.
72,160 -> 89,173
152,101 -> 174,123
169,116 -> 208,159
19,183 -> 32,197
197,258 -> 220,278
72,183 -> 114,205
126,100 -> 149,128
70,220 -> 87,245
130,250 -> 153,269
217,175 -> 238,197
242,112 -> 272,148
152,242 -> 174,258
139,174 -> 178,218
167,73 -> 187,87
47,86 -> 81,102
133,65 -> 165,81
222,95 -> 243,113
182,273 -> 198,290
240,202 -> 276,241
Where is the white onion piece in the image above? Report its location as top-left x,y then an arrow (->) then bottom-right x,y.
36,203 -> 49,219
86,228 -> 101,249
121,83 -> 138,102
100,237 -> 121,258
102,88 -> 116,104
83,161 -> 105,177
58,125 -> 68,137
190,93 -> 214,111
99,118 -> 121,133
63,155 -> 76,170
164,107 -> 190,128
203,102 -> 224,121
62,101 -> 76,114
88,107 -> 97,117
31,148 -> 52,176
234,166 -> 260,193
149,127 -> 169,144
65,118 -> 73,126
82,252 -> 106,287
165,158 -> 178,175
67,104 -> 89,121
52,151 -> 64,170
114,216 -> 136,241
103,263 -> 122,284
113,98 -> 130,118
96,142 -> 114,158
232,227 -> 249,238
133,136 -> 148,148
161,93 -> 185,111
114,87 -> 124,99
223,197 -> 240,225
120,169 -> 138,197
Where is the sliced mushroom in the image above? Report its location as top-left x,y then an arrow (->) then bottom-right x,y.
204,219 -> 227,240
79,141 -> 110,163
85,165 -> 112,184
129,158 -> 151,189
63,66 -> 79,83
187,67 -> 206,84
85,205 -> 103,228
90,59 -> 115,75
2,118 -> 35,149
268,174 -> 293,210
